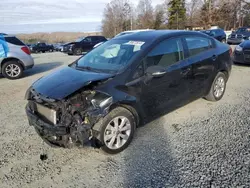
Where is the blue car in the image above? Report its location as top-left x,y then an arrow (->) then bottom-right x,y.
233,40 -> 250,64
201,29 -> 227,43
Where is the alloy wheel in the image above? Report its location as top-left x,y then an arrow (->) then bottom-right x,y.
214,77 -> 225,98
5,64 -> 21,78
104,116 -> 132,150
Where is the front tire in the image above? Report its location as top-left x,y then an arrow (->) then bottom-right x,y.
205,72 -> 227,101
2,61 -> 23,80
98,107 -> 136,154
74,48 -> 82,55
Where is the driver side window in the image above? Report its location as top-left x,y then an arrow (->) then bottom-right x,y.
85,37 -> 92,42
145,38 -> 184,68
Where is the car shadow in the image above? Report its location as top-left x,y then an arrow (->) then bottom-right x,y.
122,117 -> 180,187
24,62 -> 64,77
233,62 -> 250,67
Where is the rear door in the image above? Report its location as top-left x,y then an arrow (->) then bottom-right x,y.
183,36 -> 217,98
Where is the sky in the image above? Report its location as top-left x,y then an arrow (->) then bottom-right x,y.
0,0 -> 164,34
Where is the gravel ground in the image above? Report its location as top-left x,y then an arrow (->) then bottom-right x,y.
1,49 -> 250,188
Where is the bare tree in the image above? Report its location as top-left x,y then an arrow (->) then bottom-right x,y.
102,0 -> 133,37
186,0 -> 202,27
136,0 -> 154,29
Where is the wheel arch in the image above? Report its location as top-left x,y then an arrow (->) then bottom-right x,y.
220,69 -> 229,82
92,102 -> 140,137
1,57 -> 24,73
109,103 -> 140,127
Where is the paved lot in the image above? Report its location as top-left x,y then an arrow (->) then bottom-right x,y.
1,49 -> 250,188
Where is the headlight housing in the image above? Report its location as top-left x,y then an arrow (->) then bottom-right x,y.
25,86 -> 32,100
235,45 -> 243,52
91,92 -> 113,109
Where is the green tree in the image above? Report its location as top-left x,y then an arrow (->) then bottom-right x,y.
167,0 -> 186,29
153,5 -> 165,29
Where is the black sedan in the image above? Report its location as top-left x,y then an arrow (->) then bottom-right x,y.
233,40 -> 250,64
25,30 -> 232,154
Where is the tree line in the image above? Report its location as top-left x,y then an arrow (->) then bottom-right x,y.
101,0 -> 250,37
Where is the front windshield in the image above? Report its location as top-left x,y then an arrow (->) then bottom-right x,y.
75,37 -> 85,42
75,39 -> 147,73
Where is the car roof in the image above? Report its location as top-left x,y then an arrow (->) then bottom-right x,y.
3,35 -> 16,37
121,29 -> 154,33
206,28 -> 224,31
115,30 -> 204,42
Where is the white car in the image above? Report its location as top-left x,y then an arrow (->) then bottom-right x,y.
0,34 -> 34,79
93,29 -> 155,49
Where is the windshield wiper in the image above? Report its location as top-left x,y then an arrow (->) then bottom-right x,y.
76,66 -> 104,73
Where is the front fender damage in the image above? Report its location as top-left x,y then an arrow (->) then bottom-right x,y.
26,87 -> 113,149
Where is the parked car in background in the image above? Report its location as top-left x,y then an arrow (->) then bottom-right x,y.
53,43 -> 63,51
67,36 -> 107,55
93,29 -> 155,49
233,40 -> 250,64
0,34 -> 34,79
201,29 -> 227,43
30,42 -> 54,53
61,42 -> 74,53
227,27 -> 250,44
25,30 -> 232,154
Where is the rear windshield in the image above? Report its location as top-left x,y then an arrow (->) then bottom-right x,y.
4,36 -> 25,46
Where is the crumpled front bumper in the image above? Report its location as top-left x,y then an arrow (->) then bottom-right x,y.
26,103 -> 73,147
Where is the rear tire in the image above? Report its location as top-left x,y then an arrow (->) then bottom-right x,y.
205,72 -> 227,101
2,60 -> 23,80
98,107 -> 136,154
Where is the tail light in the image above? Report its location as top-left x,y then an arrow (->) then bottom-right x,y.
229,47 -> 233,56
21,46 -> 31,55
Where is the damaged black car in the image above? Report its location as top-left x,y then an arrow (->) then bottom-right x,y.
25,30 -> 232,154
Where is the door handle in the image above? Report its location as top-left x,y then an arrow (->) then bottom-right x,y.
212,55 -> 217,61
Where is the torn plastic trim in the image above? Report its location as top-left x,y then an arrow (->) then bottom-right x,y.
26,89 -> 115,148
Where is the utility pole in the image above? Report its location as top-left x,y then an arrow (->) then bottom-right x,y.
176,5 -> 179,30
130,6 -> 133,30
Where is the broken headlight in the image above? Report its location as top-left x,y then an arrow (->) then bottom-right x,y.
91,92 -> 113,109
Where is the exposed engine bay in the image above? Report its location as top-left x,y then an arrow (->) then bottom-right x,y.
26,86 -> 113,148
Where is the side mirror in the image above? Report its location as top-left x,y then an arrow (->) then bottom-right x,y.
146,65 -> 166,78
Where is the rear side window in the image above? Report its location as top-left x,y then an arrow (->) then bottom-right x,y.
185,37 -> 213,57
98,36 -> 107,41
4,36 -> 25,46
146,38 -> 184,68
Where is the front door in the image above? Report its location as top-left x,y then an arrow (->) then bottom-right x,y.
140,37 -> 192,118
81,37 -> 94,52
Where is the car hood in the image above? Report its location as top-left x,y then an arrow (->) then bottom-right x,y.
32,66 -> 114,100
242,41 -> 250,48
